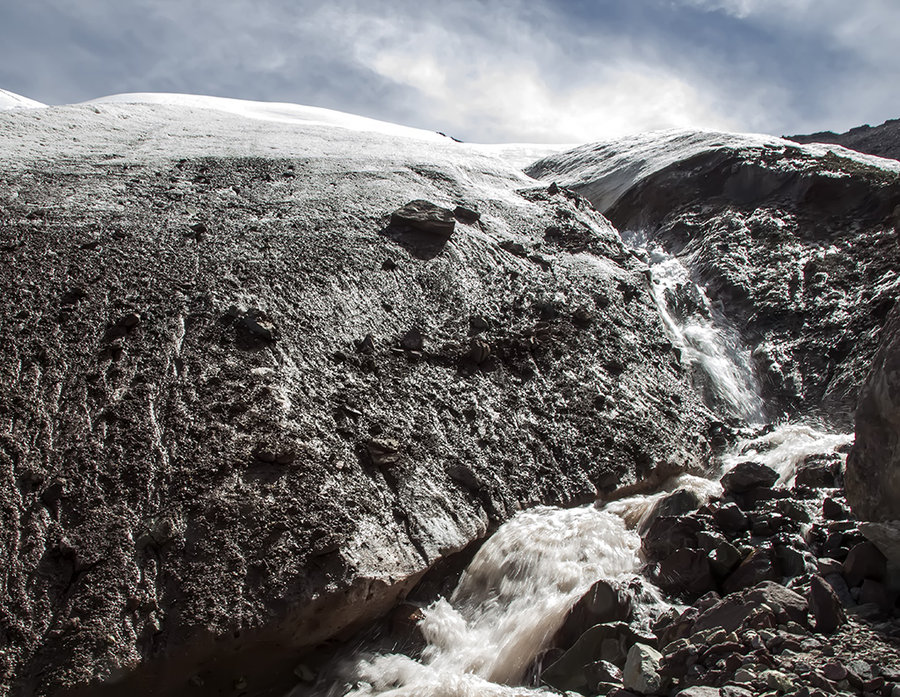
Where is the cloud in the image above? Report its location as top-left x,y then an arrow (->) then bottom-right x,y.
0,0 -> 897,142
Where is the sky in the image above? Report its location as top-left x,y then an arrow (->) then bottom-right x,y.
0,0 -> 898,143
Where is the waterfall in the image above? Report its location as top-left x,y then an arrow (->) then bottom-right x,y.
639,241 -> 765,423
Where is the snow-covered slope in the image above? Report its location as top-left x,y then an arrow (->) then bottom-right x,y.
85,92 -> 449,142
527,128 -> 900,213
0,87 -> 45,110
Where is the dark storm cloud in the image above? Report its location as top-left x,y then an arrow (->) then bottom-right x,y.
0,0 -> 897,142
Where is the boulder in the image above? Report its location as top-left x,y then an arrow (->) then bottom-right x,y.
557,580 -> 633,648
623,643 -> 667,696
720,461 -> 779,495
542,623 -> 655,694
642,515 -> 704,562
654,548 -> 716,596
843,541 -> 887,586
709,501 -> 749,533
639,489 -> 702,534
390,199 -> 456,237
808,574 -> 846,634
722,547 -> 780,594
745,581 -> 808,624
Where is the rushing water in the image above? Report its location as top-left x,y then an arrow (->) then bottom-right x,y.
339,478 -> 720,697
641,243 -> 765,423
299,236 -> 851,697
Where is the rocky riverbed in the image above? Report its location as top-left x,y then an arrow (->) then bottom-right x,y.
535,440 -> 900,697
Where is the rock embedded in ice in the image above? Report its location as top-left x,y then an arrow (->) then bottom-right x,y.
452,204 -> 481,223
390,199 -> 456,237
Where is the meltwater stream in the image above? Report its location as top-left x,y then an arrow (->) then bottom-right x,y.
309,237 -> 851,697
641,242 -> 765,423
341,477 -> 720,697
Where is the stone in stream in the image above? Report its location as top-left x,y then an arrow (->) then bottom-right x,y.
720,461 -> 779,495
654,548 -> 716,596
557,579 -> 633,648
794,453 -> 843,488
642,515 -> 704,562
709,501 -> 749,533
822,496 -> 851,520
542,622 -> 656,693
639,489 -> 703,534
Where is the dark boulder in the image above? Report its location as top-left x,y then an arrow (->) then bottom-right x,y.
808,574 -> 845,634
542,622 -> 656,693
722,547 -> 780,594
642,515 -> 704,562
654,548 -> 716,597
557,579 -> 633,648
639,489 -> 703,534
390,199 -> 456,237
709,501 -> 749,533
842,541 -> 887,587
720,461 -> 779,495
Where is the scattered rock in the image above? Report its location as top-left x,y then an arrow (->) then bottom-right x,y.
366,439 -> 402,468
558,579 -> 633,647
640,489 -> 702,534
623,643 -> 666,695
355,334 -> 376,355
238,309 -> 277,345
399,328 -> 424,352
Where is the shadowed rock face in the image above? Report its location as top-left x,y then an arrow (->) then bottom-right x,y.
847,302 -> 900,562
0,107 -> 712,696
529,135 -> 900,426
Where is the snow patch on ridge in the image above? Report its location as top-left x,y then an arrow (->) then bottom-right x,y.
526,128 -> 900,213
84,92 -> 448,142
0,88 -> 46,111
